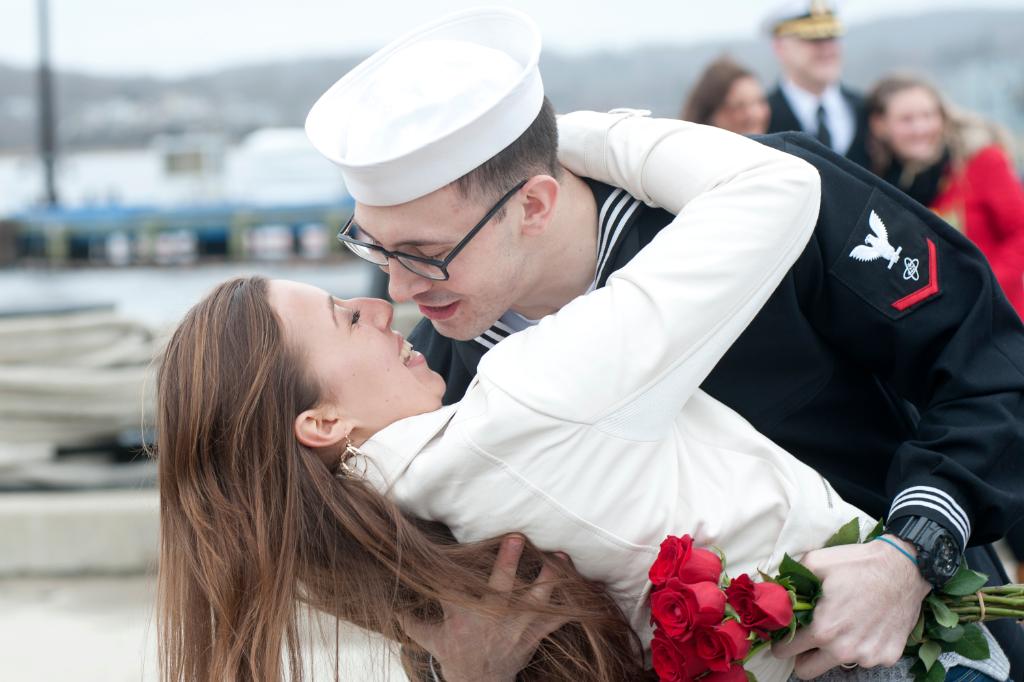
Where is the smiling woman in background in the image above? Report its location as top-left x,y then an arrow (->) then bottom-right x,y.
681,56 -> 771,136
866,74 -> 1024,317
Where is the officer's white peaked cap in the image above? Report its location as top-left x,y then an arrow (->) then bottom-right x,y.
305,7 -> 543,206
762,0 -> 843,39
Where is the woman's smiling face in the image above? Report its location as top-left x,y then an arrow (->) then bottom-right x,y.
875,86 -> 945,165
268,279 -> 445,444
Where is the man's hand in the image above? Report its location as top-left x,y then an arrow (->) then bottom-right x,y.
772,536 -> 932,678
399,536 -> 568,682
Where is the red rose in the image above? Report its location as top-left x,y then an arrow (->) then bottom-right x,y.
680,547 -> 724,585
650,536 -> 687,587
651,628 -> 709,682
651,579 -> 726,639
649,535 -> 723,588
702,663 -> 749,682
725,574 -> 793,636
693,620 -> 752,672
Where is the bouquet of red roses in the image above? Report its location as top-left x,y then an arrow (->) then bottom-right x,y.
648,534 -> 790,682
648,519 -> 1024,682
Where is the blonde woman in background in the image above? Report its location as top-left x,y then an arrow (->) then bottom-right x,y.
867,74 -> 1024,317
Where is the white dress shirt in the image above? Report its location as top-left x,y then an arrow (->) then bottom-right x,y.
780,79 -> 857,156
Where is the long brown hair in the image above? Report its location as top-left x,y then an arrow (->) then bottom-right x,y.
681,56 -> 757,125
154,276 -> 645,682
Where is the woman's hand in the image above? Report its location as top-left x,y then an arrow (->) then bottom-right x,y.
399,536 -> 568,682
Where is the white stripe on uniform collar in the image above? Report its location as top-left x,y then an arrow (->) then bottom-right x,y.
596,196 -> 642,284
491,319 -> 516,335
478,327 -> 510,346
471,185 -> 643,351
472,315 -> 517,349
596,188 -> 627,262
473,334 -> 497,349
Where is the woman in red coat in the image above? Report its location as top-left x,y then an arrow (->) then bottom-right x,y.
866,75 -> 1024,316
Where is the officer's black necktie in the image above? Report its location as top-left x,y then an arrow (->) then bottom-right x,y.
815,103 -> 832,150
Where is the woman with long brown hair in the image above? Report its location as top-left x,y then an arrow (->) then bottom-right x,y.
156,273 -> 635,682
153,111 -> 883,682
681,56 -> 771,136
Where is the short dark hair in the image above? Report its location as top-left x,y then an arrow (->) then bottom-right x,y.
452,97 -> 560,208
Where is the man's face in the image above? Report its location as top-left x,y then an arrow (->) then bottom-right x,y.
353,183 -> 528,341
774,36 -> 843,93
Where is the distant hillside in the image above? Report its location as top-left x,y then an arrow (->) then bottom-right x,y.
0,9 -> 1022,153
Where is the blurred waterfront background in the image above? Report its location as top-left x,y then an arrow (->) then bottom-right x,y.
1,0 -> 1022,680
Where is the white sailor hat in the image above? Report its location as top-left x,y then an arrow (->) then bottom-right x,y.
305,7 -> 543,206
762,0 -> 844,40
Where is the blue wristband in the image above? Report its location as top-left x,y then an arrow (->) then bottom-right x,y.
872,536 -> 918,566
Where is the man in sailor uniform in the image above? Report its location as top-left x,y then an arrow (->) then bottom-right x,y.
305,8 -> 1024,680
764,0 -> 871,168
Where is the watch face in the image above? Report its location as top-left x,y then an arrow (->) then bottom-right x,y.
933,534 -> 959,579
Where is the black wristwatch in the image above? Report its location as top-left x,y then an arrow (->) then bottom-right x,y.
884,515 -> 962,590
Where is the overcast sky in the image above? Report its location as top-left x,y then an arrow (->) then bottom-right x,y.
1,0 -> 1022,77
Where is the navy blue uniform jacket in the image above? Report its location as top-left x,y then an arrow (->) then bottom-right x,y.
408,133 -> 1024,675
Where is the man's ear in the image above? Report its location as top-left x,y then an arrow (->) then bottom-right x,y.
294,407 -> 352,450
518,175 -> 559,237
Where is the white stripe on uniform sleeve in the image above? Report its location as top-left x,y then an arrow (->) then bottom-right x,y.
889,486 -> 971,547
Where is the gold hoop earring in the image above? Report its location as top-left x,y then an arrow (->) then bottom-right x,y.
338,439 -> 366,477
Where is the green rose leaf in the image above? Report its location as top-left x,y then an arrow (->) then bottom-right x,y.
908,612 -> 926,645
759,570 -> 792,590
924,660 -> 947,682
926,594 -> 959,629
949,624 -> 990,660
931,624 -> 965,643
824,518 -> 862,547
941,564 -> 989,597
919,640 -> 942,671
865,517 -> 886,541
778,554 -> 822,599
745,672 -> 758,682
909,657 -> 947,682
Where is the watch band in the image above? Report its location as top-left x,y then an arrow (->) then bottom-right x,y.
885,515 -> 961,589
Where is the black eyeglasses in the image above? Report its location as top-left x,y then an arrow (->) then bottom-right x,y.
337,179 -> 528,281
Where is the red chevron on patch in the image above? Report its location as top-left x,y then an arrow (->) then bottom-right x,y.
891,239 -> 939,311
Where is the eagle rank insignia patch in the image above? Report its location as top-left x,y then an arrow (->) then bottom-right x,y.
849,211 -> 902,269
831,191 -> 942,319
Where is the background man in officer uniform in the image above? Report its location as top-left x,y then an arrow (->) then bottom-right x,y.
765,0 -> 870,168
305,8 -> 1024,680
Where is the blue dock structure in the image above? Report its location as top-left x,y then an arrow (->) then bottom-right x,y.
5,198 -> 355,265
